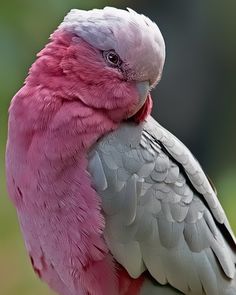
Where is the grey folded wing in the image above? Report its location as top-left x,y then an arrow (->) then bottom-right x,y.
88,116 -> 236,295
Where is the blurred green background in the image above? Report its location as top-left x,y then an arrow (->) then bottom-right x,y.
0,1 -> 235,294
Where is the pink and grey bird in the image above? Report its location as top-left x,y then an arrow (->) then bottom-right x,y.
6,7 -> 236,295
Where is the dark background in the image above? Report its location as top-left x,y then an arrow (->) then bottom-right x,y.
0,1 -> 235,294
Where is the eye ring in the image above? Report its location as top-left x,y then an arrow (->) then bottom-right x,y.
103,50 -> 122,68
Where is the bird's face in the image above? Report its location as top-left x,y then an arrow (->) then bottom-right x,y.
45,7 -> 165,122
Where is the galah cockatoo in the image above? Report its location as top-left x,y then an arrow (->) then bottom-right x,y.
6,7 -> 236,295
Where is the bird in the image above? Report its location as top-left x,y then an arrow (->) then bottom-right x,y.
5,6 -> 236,295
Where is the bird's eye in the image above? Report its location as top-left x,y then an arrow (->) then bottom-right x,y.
103,50 -> 122,67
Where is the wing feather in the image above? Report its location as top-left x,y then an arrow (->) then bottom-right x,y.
88,116 -> 236,295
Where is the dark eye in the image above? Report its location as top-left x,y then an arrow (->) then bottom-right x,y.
103,50 -> 122,67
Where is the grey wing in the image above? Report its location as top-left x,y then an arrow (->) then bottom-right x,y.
88,116 -> 236,295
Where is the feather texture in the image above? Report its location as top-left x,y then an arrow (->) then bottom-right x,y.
6,6 -> 235,295
88,116 -> 236,295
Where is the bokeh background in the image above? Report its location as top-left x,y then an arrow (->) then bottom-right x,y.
0,0 -> 235,294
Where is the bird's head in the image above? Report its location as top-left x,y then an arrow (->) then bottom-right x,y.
28,7 -> 165,123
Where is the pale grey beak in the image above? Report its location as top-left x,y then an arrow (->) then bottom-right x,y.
136,81 -> 150,105
127,81 -> 150,118
135,80 -> 150,111
128,81 -> 150,118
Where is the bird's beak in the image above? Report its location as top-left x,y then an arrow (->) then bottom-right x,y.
128,81 -> 153,123
127,81 -> 150,118
136,80 -> 150,110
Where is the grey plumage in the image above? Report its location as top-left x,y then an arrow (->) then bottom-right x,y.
88,116 -> 236,295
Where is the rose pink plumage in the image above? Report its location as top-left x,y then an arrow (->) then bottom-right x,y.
6,8 -> 159,295
6,7 -> 236,295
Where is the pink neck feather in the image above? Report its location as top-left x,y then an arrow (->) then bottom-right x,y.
7,30 -> 121,294
17,30 -> 120,154
7,29 -> 151,294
